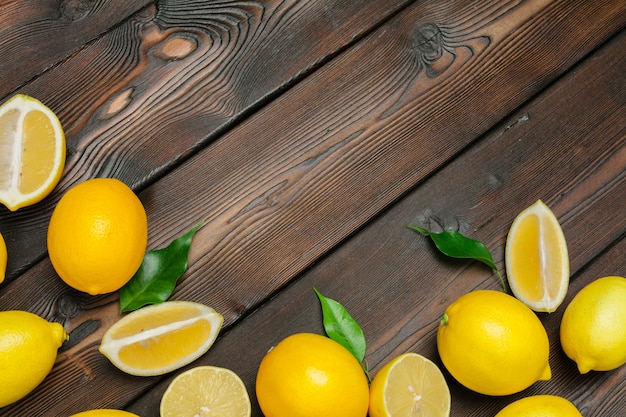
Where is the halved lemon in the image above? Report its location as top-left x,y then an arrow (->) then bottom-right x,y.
505,200 -> 569,312
160,366 -> 251,417
369,353 -> 451,417
0,94 -> 66,211
99,301 -> 223,376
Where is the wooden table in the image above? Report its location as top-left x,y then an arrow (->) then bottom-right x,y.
1,1 -> 624,416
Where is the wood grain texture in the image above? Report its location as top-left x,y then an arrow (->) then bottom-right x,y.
0,0 -> 150,97
129,25 -> 626,416
0,0 -> 624,415
0,0 -> 412,281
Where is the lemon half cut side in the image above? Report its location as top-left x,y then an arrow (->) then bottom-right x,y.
0,94 -> 66,211
369,352 -> 451,417
99,301 -> 224,376
505,199 -> 569,312
160,366 -> 251,417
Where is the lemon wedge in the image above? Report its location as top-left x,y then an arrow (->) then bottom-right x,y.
505,199 -> 569,312
0,94 -> 65,211
99,301 -> 223,376
160,366 -> 251,417
369,353 -> 451,417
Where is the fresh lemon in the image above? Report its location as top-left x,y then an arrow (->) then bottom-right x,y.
0,94 -> 66,211
256,332 -> 369,417
369,352 -> 450,417
47,177 -> 148,295
494,395 -> 583,417
70,410 -> 140,417
99,301 -> 223,376
560,275 -> 626,373
160,366 -> 251,417
0,231 -> 6,284
0,310 -> 68,408
505,199 -> 570,312
437,290 -> 551,396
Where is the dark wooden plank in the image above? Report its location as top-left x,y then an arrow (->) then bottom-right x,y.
0,0 -> 151,97
1,0 -> 624,415
128,25 -> 626,416
0,0 -> 413,281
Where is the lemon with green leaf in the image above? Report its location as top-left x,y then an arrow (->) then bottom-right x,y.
437,290 -> 551,396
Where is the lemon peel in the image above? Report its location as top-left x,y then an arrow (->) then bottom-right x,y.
560,275 -> 626,373
256,333 -> 369,417
0,310 -> 67,407
437,290 -> 551,396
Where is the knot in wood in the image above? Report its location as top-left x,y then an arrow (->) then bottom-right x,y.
412,23 -> 445,65
57,293 -> 82,318
59,0 -> 93,21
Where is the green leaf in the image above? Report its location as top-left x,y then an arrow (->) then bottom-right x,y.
119,222 -> 204,312
407,224 -> 506,290
314,288 -> 366,364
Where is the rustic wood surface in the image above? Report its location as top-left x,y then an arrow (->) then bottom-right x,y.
0,0 -> 624,416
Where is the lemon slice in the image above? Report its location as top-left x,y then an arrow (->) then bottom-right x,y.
505,200 -> 569,312
160,366 -> 251,417
0,94 -> 66,211
99,301 -> 223,376
369,353 -> 451,417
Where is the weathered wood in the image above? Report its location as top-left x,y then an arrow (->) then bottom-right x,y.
130,24 -> 626,416
0,0 -> 413,281
0,0 -> 151,97
0,0 -> 624,415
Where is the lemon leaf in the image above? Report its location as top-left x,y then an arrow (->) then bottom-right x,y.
119,222 -> 203,313
407,224 -> 506,290
314,288 -> 367,365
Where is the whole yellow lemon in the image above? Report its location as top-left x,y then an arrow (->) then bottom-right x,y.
560,275 -> 626,373
0,310 -> 67,408
256,333 -> 369,417
437,290 -> 551,396
494,395 -> 582,417
0,231 -> 6,284
70,410 -> 139,417
47,178 -> 148,295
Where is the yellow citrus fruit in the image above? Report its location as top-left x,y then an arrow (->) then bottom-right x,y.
0,231 -> 6,284
70,410 -> 139,417
494,395 -> 583,417
505,199 -> 570,312
99,301 -> 223,376
369,352 -> 450,417
0,94 -> 66,211
560,275 -> 626,373
437,290 -> 551,396
0,310 -> 68,407
256,332 -> 369,417
47,177 -> 148,295
160,366 -> 251,417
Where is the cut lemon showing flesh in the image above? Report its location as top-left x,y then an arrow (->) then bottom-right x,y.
0,94 -> 66,211
160,366 -> 251,417
505,200 -> 569,312
99,301 -> 223,376
369,353 -> 451,417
